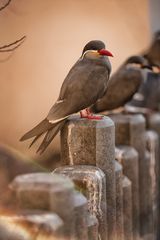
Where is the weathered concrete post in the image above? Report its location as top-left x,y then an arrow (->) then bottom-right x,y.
115,160 -> 124,240
61,115 -> 116,240
54,165 -> 106,240
122,176 -> 133,240
10,172 -> 76,239
72,191 -> 88,240
87,214 -> 99,240
110,113 -> 154,239
115,146 -> 140,240
147,113 -> 160,240
145,130 -> 159,239
0,212 -> 64,240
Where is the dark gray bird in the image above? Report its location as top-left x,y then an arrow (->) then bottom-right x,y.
90,55 -> 148,113
20,40 -> 113,154
143,30 -> 160,67
125,69 -> 160,113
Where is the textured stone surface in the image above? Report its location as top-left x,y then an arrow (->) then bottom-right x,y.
72,191 -> 88,240
61,116 -> 116,240
145,130 -> 159,239
10,172 -> 75,237
87,214 -> 99,240
110,113 -> 154,237
147,113 -> 160,134
147,113 -> 160,240
115,146 -> 140,240
122,176 -> 133,240
54,165 -> 107,240
115,161 -> 124,240
0,211 -> 64,240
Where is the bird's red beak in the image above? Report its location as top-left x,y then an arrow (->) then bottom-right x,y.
98,49 -> 113,57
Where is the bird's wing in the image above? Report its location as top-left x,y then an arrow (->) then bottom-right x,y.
47,59 -> 109,121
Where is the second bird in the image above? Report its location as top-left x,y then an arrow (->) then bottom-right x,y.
90,55 -> 148,113
20,40 -> 113,154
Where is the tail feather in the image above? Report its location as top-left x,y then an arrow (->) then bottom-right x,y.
29,133 -> 44,148
20,119 -> 52,141
37,120 -> 66,154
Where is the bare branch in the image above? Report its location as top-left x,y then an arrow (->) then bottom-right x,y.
0,36 -> 26,50
0,0 -> 12,11
0,36 -> 26,52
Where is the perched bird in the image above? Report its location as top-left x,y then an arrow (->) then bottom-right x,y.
90,55 -> 148,113
125,68 -> 160,113
20,40 -> 113,154
143,30 -> 160,66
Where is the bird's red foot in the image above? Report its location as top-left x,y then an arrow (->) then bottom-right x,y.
87,115 -> 103,120
80,109 -> 103,120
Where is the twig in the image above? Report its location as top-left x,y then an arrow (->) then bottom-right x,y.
0,35 -> 26,50
0,36 -> 26,52
0,0 -> 12,11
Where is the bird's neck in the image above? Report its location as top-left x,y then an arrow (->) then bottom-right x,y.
81,50 -> 102,60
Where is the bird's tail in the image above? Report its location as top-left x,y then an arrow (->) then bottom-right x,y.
20,118 -> 66,154
20,118 -> 53,141
36,120 -> 66,154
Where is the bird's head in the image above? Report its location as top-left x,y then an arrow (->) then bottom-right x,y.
154,30 -> 160,42
81,40 -> 113,59
125,55 -> 148,69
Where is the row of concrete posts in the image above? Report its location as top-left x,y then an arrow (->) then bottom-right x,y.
1,112 -> 160,240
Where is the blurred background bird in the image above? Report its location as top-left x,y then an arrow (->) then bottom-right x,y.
143,30 -> 160,67
90,55 -> 148,113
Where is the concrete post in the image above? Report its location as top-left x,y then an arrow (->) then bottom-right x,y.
73,191 -> 88,240
122,176 -> 133,240
0,211 -> 64,240
145,130 -> 159,239
54,165 -> 107,240
110,113 -> 154,238
10,172 -> 75,238
115,160 -> 124,240
61,116 -> 116,240
115,146 -> 140,240
147,113 -> 160,240
87,214 -> 99,240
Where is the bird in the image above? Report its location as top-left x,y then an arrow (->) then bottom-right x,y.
20,40 -> 113,154
90,55 -> 148,113
143,30 -> 160,67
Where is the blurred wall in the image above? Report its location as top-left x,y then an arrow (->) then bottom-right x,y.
0,0 -> 150,157
148,0 -> 160,33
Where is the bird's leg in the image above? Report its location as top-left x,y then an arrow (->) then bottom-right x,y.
80,109 -> 88,118
80,108 -> 103,120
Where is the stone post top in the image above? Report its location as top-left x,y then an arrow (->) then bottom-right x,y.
54,165 -> 105,179
109,113 -> 145,124
65,114 -> 114,128
115,146 -> 138,160
73,191 -> 88,207
0,212 -> 63,230
115,160 -> 122,172
10,172 -> 74,190
87,214 -> 98,226
122,176 -> 132,187
147,71 -> 160,78
148,112 -> 160,122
